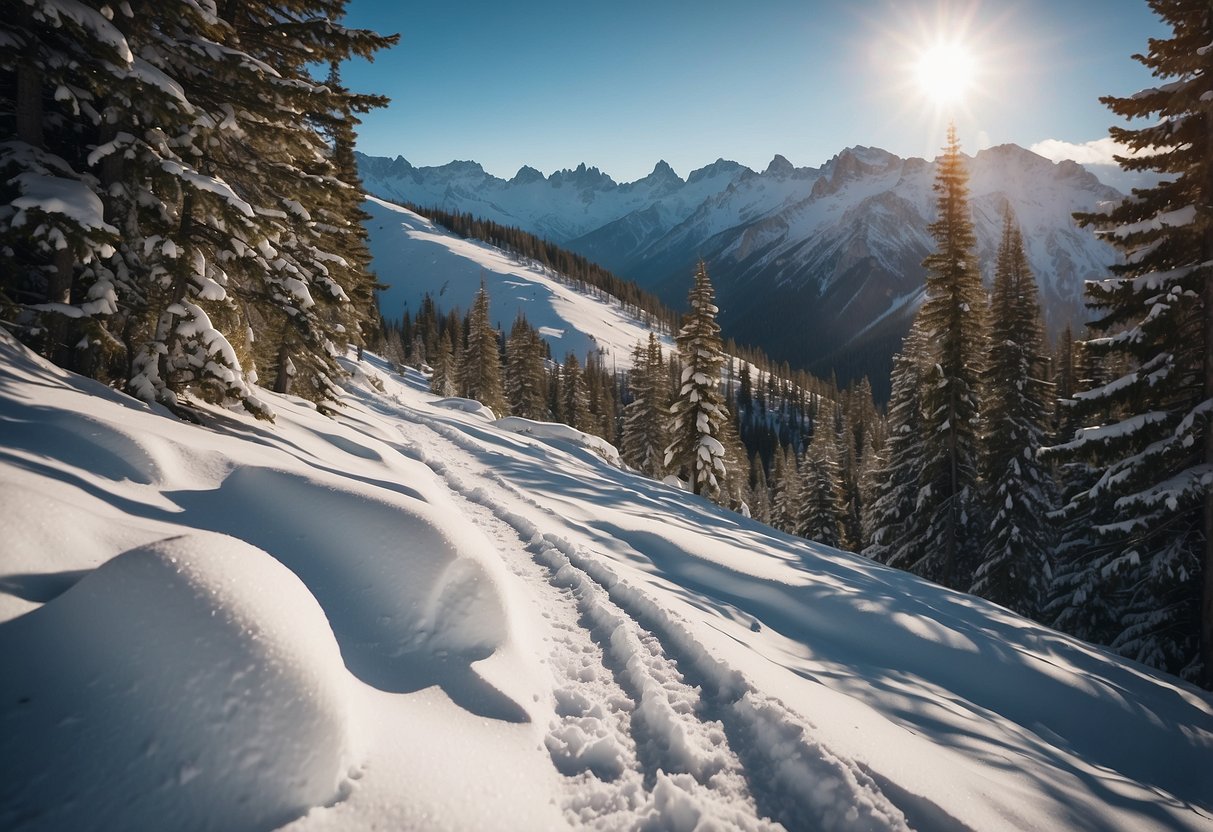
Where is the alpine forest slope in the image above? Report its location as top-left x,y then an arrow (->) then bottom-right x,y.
358,144 -> 1119,397
2,330 -> 1213,831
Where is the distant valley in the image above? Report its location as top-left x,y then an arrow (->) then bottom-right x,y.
358,144 -> 1120,394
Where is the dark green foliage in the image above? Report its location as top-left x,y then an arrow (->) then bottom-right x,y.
1045,0 -> 1213,683
909,125 -> 987,588
974,210 -> 1055,617
561,353 -> 591,433
456,284 -> 505,415
863,323 -> 928,566
504,314 -> 549,420
622,333 -> 669,477
0,0 -> 397,419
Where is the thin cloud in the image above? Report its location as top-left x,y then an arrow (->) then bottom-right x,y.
1029,137 -> 1136,166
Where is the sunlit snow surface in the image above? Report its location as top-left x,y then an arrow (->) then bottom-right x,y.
0,332 -> 1210,831
365,196 -> 668,370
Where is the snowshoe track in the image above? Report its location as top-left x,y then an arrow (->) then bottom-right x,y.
396,409 -> 910,831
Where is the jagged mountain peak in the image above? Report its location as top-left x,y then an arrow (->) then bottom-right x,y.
687,158 -> 748,185
511,164 -> 545,185
764,154 -> 796,177
635,159 -> 683,188
435,159 -> 486,177
547,162 -> 615,189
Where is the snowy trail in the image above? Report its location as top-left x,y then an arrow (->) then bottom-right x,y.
392,404 -> 910,831
3,338 -> 1211,832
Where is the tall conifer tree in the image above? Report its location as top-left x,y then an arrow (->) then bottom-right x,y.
1047,1 -> 1213,683
863,323 -> 928,566
912,124 -> 987,588
665,262 -> 730,497
622,333 -> 669,477
457,284 -> 505,415
504,313 -> 548,420
974,210 -> 1055,616
561,353 -> 591,433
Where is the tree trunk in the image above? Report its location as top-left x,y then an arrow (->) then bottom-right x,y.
274,340 -> 293,395
98,117 -> 123,198
15,61 -> 43,148
155,192 -> 195,388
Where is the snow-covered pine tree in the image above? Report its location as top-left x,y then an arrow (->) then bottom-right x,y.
456,284 -> 505,415
863,323 -> 928,566
839,379 -> 878,551
622,333 -> 669,477
769,445 -> 796,532
1045,1 -> 1213,684
314,59 -> 391,361
797,418 -> 843,547
911,124 -> 988,588
3,2 -> 394,418
179,4 -> 391,409
973,209 -> 1055,617
1044,333 -> 1124,644
664,261 -> 730,498
505,313 -> 548,420
0,1 -> 127,366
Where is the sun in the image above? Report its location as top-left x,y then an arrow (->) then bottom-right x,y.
914,42 -> 977,107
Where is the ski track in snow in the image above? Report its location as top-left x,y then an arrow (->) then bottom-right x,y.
392,405 -> 909,832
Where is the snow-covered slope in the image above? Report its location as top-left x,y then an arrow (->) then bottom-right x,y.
365,196 -> 665,369
1,332 -> 1210,831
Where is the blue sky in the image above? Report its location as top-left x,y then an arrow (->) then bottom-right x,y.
341,1 -> 1167,183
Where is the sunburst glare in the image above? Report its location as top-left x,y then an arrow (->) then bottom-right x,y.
914,42 -> 977,107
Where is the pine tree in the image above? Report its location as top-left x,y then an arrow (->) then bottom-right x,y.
504,313 -> 548,419
911,124 -> 988,588
430,327 -> 457,397
1045,2 -> 1213,684
665,261 -> 730,498
717,401 -> 751,513
622,333 -> 669,477
561,353 -> 591,432
0,1 -> 396,418
973,210 -> 1055,617
797,419 -> 843,547
863,324 -> 928,566
457,284 -> 505,415
770,445 -> 797,532
748,454 -> 772,525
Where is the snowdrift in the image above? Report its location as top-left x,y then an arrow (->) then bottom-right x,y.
1,329 -> 1211,832
0,533 -> 354,831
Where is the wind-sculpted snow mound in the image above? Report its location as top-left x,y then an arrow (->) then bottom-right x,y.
495,415 -> 623,466
173,465 -> 514,705
0,533 -> 356,832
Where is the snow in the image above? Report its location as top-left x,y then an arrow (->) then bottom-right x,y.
365,197 -> 667,369
494,415 -> 623,465
0,533 -> 355,831
1,330 -> 1212,832
11,172 -> 116,234
433,396 -> 497,420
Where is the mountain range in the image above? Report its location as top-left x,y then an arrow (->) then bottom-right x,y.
357,144 -> 1121,394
